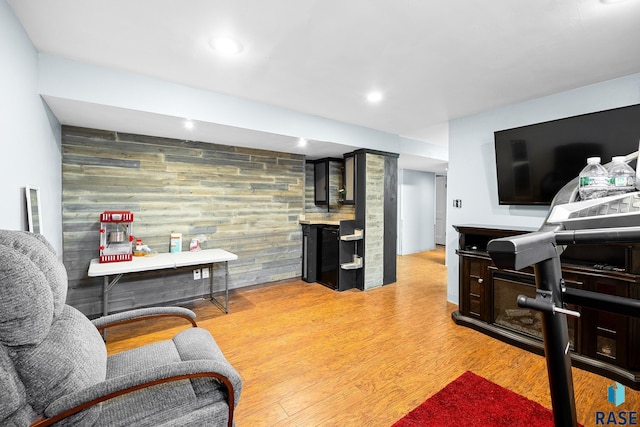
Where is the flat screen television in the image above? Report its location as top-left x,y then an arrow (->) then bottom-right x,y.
494,103 -> 640,205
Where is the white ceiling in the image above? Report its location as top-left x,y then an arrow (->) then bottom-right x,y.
8,0 -> 640,172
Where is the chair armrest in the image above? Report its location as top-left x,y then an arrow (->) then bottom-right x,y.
91,307 -> 197,331
33,360 -> 242,427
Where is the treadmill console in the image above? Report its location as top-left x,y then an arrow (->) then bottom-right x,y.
546,191 -> 640,230
544,146 -> 640,230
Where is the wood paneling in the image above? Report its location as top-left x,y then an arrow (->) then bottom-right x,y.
62,126 -> 305,316
105,247 -> 639,427
364,153 -> 384,289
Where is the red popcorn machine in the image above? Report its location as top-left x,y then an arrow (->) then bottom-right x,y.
99,211 -> 134,263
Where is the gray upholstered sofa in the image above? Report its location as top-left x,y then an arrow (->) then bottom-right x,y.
0,229 -> 242,426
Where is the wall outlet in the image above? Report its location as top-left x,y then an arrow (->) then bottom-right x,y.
202,267 -> 210,279
193,268 -> 201,280
453,199 -> 462,208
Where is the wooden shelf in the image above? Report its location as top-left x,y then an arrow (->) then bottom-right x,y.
341,255 -> 363,270
340,229 -> 363,241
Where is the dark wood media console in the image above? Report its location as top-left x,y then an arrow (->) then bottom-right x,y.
452,224 -> 640,389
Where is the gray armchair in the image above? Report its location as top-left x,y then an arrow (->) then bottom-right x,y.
0,229 -> 242,426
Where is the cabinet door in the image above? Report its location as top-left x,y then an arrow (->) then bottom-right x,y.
630,283 -> 640,371
581,276 -> 628,368
319,226 -> 339,289
302,225 -> 310,282
342,153 -> 356,204
301,225 -> 319,283
314,160 -> 328,205
460,257 -> 489,322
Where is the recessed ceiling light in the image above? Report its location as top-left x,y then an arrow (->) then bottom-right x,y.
210,36 -> 244,55
297,138 -> 308,147
184,119 -> 194,130
366,91 -> 383,103
600,0 -> 630,3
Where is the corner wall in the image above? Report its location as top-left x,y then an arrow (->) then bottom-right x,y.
446,73 -> 640,304
0,1 -> 61,252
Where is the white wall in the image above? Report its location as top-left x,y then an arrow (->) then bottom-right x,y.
38,54 -> 447,162
397,169 -> 436,255
446,73 -> 640,304
0,1 -> 62,253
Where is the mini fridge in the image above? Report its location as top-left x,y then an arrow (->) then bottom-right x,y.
318,226 -> 339,289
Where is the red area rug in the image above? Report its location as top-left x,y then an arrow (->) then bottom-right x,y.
392,371 -> 576,427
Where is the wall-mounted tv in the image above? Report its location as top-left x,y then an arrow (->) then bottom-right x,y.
494,103 -> 640,206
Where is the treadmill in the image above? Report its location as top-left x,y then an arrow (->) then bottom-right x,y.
487,147 -> 640,427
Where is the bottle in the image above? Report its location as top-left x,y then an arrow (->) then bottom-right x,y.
578,157 -> 609,200
606,156 -> 636,196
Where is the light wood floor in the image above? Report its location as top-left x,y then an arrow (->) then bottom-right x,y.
106,247 -> 638,426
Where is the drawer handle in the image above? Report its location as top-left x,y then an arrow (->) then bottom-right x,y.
477,278 -> 483,284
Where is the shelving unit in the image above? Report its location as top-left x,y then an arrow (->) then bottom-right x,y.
338,220 -> 364,290
340,228 -> 363,270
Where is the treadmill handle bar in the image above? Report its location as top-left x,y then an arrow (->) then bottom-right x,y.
517,295 -> 581,318
555,226 -> 640,245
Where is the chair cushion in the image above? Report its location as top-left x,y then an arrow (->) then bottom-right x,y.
13,305 -> 107,422
0,345 -> 36,426
0,231 -> 67,315
0,230 -> 68,346
0,244 -> 53,346
98,329 -> 229,426
101,340 -> 202,426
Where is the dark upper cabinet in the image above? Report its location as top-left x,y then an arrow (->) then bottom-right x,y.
342,153 -> 356,204
314,160 -> 329,205
313,157 -> 344,206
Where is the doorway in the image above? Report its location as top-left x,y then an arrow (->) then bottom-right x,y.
435,175 -> 447,246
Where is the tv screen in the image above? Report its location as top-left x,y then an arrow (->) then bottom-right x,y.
494,103 -> 640,205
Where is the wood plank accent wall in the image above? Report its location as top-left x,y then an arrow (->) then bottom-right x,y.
62,126 -> 305,316
364,153 -> 385,289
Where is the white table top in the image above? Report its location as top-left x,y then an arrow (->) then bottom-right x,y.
88,248 -> 238,277
169,248 -> 237,267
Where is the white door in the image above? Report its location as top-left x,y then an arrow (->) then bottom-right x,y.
435,175 -> 447,245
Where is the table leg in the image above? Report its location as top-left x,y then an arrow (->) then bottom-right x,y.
209,262 -> 214,300
209,261 -> 229,314
102,276 -> 109,340
224,260 -> 229,313
101,273 -> 123,340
